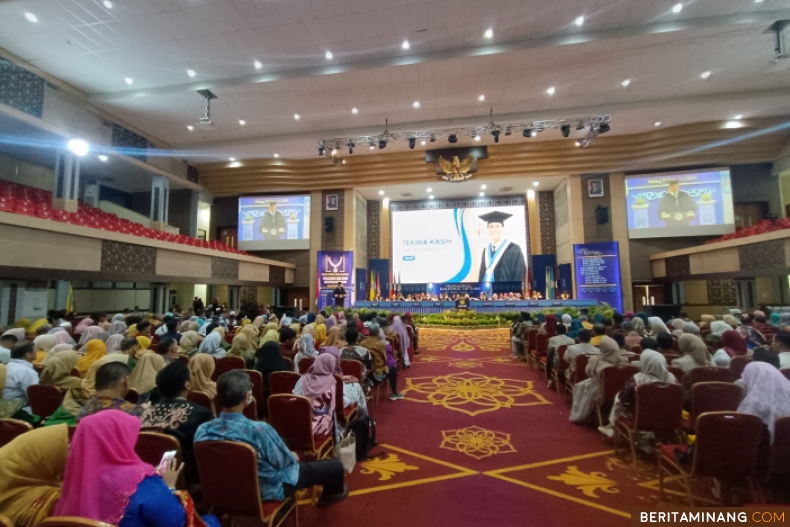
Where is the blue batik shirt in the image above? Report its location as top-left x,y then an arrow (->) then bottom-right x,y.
194,412 -> 300,501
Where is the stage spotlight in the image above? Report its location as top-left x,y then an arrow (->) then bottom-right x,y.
408,137 -> 416,149
448,134 -> 458,143
561,125 -> 571,137
505,127 -> 512,136
576,123 -> 585,130
523,128 -> 532,138
378,139 -> 387,149
492,130 -> 500,143
347,140 -> 355,154
599,123 -> 611,134
318,145 -> 325,156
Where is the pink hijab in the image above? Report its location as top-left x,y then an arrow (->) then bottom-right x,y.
302,354 -> 338,401
53,330 -> 72,346
54,410 -> 157,524
392,316 -> 410,355
78,326 -> 104,347
319,346 -> 342,375
74,317 -> 94,335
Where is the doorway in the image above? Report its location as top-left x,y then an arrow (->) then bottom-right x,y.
217,227 -> 237,249
632,284 -> 666,312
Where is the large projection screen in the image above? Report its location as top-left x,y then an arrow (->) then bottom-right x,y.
237,195 -> 311,251
625,169 -> 736,239
392,205 -> 528,284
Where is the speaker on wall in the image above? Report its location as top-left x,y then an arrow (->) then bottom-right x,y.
324,217 -> 335,233
595,205 -> 609,225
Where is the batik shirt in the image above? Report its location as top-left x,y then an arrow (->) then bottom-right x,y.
79,396 -> 145,420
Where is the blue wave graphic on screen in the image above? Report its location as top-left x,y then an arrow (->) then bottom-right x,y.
448,208 -> 472,282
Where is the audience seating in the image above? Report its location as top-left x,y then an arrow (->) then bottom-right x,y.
770,416 -> 790,480
245,369 -> 266,420
195,441 -> 297,527
124,388 -> 140,404
529,333 -> 549,373
689,366 -> 733,385
681,382 -> 743,435
0,418 -> 33,448
564,354 -> 591,401
267,394 -> 333,462
187,390 -> 216,416
667,366 -> 684,384
334,374 -> 357,429
729,356 -> 752,380
782,369 -> 790,382
269,371 -> 301,395
172,355 -> 189,365
27,384 -> 64,420
526,330 -> 538,367
629,345 -> 641,354
297,358 -> 315,375
658,412 -> 764,506
596,365 -> 639,427
40,518 -> 116,527
551,345 -> 569,398
212,356 -> 246,381
614,382 -> 684,463
340,359 -> 363,381
134,432 -> 186,490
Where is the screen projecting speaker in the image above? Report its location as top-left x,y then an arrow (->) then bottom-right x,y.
324,217 -> 335,233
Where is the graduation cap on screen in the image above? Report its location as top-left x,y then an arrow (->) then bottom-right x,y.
479,211 -> 513,225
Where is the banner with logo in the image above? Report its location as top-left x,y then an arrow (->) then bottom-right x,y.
317,251 -> 353,310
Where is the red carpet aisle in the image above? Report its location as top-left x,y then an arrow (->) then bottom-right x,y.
296,328 -> 698,527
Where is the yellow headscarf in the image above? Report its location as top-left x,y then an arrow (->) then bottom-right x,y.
0,424 -> 69,527
75,340 -> 107,376
241,319 -> 251,327
135,336 -> 152,359
14,318 -> 30,330
315,317 -> 327,345
27,318 -> 48,339
212,326 -> 226,338
33,334 -> 56,364
239,325 -> 259,346
188,354 -> 217,399
178,331 -> 201,356
39,351 -> 81,390
228,333 -> 256,364
128,353 -> 166,394
126,324 -> 139,337
62,354 -> 129,415
261,328 -> 279,345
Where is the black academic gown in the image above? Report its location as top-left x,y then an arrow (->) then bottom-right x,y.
478,243 -> 527,283
259,211 -> 286,239
333,287 -> 347,307
657,191 -> 696,227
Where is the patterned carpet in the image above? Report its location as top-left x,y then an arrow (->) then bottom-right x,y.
294,328 -> 707,527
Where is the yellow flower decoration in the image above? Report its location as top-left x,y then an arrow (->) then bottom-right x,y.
440,426 -> 516,459
449,360 -> 483,369
547,466 -> 619,498
360,454 -> 419,481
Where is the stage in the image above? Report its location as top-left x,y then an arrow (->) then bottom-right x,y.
353,299 -> 598,314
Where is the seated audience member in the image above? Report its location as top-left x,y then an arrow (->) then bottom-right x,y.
314,315 -> 327,346
752,311 -> 769,329
672,334 -> 712,376
293,354 -> 341,438
601,318 -> 613,335
39,350 -> 81,390
737,361 -> 790,441
56,410 -> 218,527
391,316 -> 412,367
671,318 -> 685,338
178,331 -> 201,357
2,342 -> 39,419
161,319 -> 182,344
136,320 -> 152,337
771,331 -> 790,369
682,321 -> 700,336
321,326 -> 343,350
128,353 -> 166,404
0,424 -> 69,527
707,320 -> 730,348
656,332 -> 675,356
157,336 -> 178,364
561,314 -> 572,331
32,334 -> 56,364
564,329 -> 599,382
195,370 -> 348,506
279,327 -> 297,360
341,328 -> 372,382
0,332 -> 18,364
359,323 -> 389,387
639,337 -> 658,352
255,341 -> 291,388
611,333 -> 634,358
712,329 -> 747,367
569,336 -> 625,423
120,337 -> 141,369
142,362 -> 214,489
546,324 -> 575,389
510,312 -> 531,358
228,333 -> 256,368
538,313 -> 558,336
590,324 -> 606,346
623,322 -> 642,348
612,313 -> 624,331
293,330 -> 317,371
76,339 -> 107,376
188,354 -> 217,399
197,329 -> 225,358
647,317 -> 670,336
79,361 -> 144,420
750,346 -> 781,369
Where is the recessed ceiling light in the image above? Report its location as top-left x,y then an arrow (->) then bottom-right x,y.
484,28 -> 493,39
187,69 -> 196,77
672,3 -> 683,13
229,157 -> 235,162
124,77 -> 133,85
547,86 -> 556,95
655,122 -> 661,126
25,13 -> 37,22
379,190 -> 385,195
724,121 -> 744,129
103,0 -> 113,8
701,71 -> 711,79
475,136 -> 481,141
402,39 -> 410,50
413,101 -> 420,108
421,140 -> 426,146
479,192 -> 485,197
427,187 -> 432,192
429,195 -> 434,199
229,161 -> 241,168
330,148 -> 338,156
294,114 -> 300,120
273,154 -> 279,158
622,79 -> 630,87
533,182 -> 539,187
352,108 -> 358,114
478,94 -> 485,101
755,0 -> 764,2
574,15 -> 584,26
734,115 -> 743,120
325,50 -> 333,60
239,120 -> 246,126
67,139 -> 89,157
254,60 -> 262,69
98,155 -> 108,162
481,184 -> 487,189
187,125 -> 194,131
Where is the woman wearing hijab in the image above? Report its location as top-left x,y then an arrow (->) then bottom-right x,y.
25,319 -> 48,340
0,424 -> 69,527
254,341 -> 291,389
106,321 -> 127,336
73,317 -> 95,337
32,334 -> 56,364
77,326 -> 104,350
135,336 -> 153,359
76,340 -> 107,376
670,319 -> 685,338
621,322 -> 640,349
737,362 -> 790,441
539,313 -> 558,336
722,314 -> 740,328
178,331 -> 201,357
321,326 -> 343,350
564,318 -> 582,340
711,329 -> 747,367
197,331 -> 225,358
325,314 -> 337,331
105,334 -> 124,354
293,354 -> 338,439
391,316 -> 412,367
128,353 -> 166,404
706,320 -> 730,348
44,343 -> 75,365
770,312 -> 782,327
699,314 -> 715,328
239,324 -> 259,347
228,333 -> 256,368
260,322 -> 280,345
561,314 -> 573,330
39,351 -> 81,391
569,336 -> 625,423
188,354 -> 217,399
647,317 -> 670,337
672,334 -> 712,377
681,321 -> 700,335
314,315 -> 327,346
320,345 -> 368,417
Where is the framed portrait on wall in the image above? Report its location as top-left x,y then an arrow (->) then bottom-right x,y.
326,194 -> 339,211
588,179 -> 604,198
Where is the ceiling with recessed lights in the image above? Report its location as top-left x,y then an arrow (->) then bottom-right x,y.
1,0 -> 790,165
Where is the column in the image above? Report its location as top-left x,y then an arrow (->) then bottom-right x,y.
565,175 -> 586,296
150,175 -> 171,231
228,286 -> 241,311
150,283 -> 169,314
308,190 -> 322,310
609,173 -> 634,312
52,151 -> 80,212
84,179 -> 101,208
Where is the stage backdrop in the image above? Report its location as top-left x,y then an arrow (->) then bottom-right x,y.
391,203 -> 527,284
573,242 -> 623,312
317,251 -> 353,310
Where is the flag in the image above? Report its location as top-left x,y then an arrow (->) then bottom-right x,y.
526,265 -> 532,298
546,266 -> 556,299
376,272 -> 381,300
369,270 -> 375,300
316,269 -> 321,307
66,283 -> 75,313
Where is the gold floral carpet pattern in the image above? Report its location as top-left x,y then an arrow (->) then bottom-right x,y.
417,327 -> 512,353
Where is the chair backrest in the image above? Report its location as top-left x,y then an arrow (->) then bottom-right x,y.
667,366 -> 685,384
267,394 -> 316,452
729,355 -> 752,380
213,356 -> 246,381
771,416 -> 790,477
556,345 -> 569,370
124,388 -> 139,404
527,329 -> 538,352
134,431 -> 181,467
536,333 -> 550,356
187,390 -> 216,416
269,371 -> 301,395
693,412 -> 765,479
195,441 -> 266,520
334,374 -> 345,423
689,382 -> 742,422
573,354 -> 591,383
633,382 -> 684,432
70,368 -> 80,378
340,359 -> 363,380
689,366 -> 733,385
172,355 -> 189,365
244,369 -> 265,418
600,365 -> 639,405
781,369 -> 790,382
27,384 -> 63,419
40,517 -> 116,527
243,396 -> 258,421
0,418 -> 33,448
298,357 -> 315,374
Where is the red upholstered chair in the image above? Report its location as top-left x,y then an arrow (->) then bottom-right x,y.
614,382 -> 684,463
243,397 -> 258,421
629,345 -> 641,354
532,333 -> 550,375
682,382 -> 742,435
0,418 -> 33,447
334,374 -> 357,429
269,371 -> 301,395
212,356 -> 245,381
195,441 -> 297,527
124,388 -> 140,404
565,354 -> 591,402
551,344 -> 569,397
770,416 -> 790,481
658,412 -> 764,505
33,363 -> 44,376
667,366 -> 685,384
340,360 -> 363,381
245,369 -> 266,419
27,384 -> 63,420
298,357 -> 315,374
224,333 -> 235,344
267,394 -> 333,462
172,354 -> 189,365
134,432 -> 183,488
689,366 -> 733,386
187,390 -> 216,416
596,365 -> 639,426
526,329 -> 538,366
782,369 -> 790,382
729,355 -> 752,380
40,518 -> 116,527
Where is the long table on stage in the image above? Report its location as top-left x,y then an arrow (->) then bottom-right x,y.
353,299 -> 598,314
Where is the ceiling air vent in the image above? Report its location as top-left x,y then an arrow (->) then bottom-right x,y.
500,186 -> 514,192
400,192 -> 414,197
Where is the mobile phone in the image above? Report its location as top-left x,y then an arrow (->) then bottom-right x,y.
157,450 -> 177,473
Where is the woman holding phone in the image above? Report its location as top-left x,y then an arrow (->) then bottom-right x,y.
55,410 -> 219,527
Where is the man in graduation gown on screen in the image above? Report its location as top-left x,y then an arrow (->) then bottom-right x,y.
259,201 -> 286,240
657,179 -> 696,227
477,211 -> 527,283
